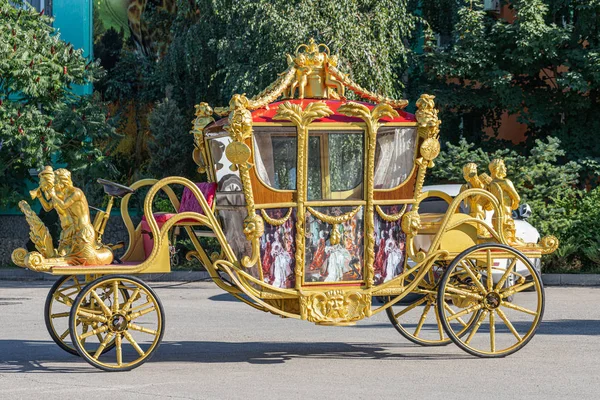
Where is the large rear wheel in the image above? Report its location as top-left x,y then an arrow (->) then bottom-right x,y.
437,243 -> 544,358
386,265 -> 479,346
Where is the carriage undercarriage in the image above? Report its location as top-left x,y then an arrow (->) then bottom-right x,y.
12,39 -> 558,371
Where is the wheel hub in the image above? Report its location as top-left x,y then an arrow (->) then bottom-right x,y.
108,313 -> 129,332
484,292 -> 501,310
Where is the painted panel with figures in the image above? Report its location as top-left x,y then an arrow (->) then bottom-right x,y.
373,205 -> 409,285
259,208 -> 297,289
304,206 -> 365,284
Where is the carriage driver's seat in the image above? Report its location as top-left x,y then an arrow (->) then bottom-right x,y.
97,178 -> 136,198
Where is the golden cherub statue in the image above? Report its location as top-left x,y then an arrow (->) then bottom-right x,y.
12,166 -> 113,271
487,159 -> 524,245
460,162 -> 493,236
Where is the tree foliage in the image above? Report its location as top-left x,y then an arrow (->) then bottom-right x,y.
430,136 -> 581,239
413,0 -> 600,176
147,98 -> 195,178
0,0 -> 116,208
99,0 -> 422,183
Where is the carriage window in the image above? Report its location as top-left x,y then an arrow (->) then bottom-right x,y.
307,136 -> 322,199
307,131 -> 364,200
207,135 -> 242,192
253,127 -> 297,190
374,126 -> 417,189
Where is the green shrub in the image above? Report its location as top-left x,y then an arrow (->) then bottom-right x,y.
430,136 -> 580,239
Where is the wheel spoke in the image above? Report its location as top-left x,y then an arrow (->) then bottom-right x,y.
73,276 -> 82,291
129,300 -> 153,313
93,332 -> 115,360
59,327 -> 70,341
495,258 -> 517,290
122,288 -> 140,313
489,311 -> 496,353
77,309 -> 108,324
128,323 -> 158,336
464,310 -> 488,345
501,281 -> 536,298
81,324 -> 89,345
496,308 -> 522,341
414,303 -> 431,336
394,296 -> 429,319
459,260 -> 486,293
486,250 -> 493,291
51,312 -> 70,319
53,291 -> 73,306
115,333 -> 123,366
123,331 -> 145,357
433,304 -> 444,340
90,291 -> 112,316
447,303 -> 483,321
444,285 -> 483,301
112,281 -> 120,313
443,302 -> 468,327
501,301 -> 538,316
129,306 -> 156,321
79,324 -> 109,340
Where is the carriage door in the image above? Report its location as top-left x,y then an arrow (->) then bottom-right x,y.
302,129 -> 366,285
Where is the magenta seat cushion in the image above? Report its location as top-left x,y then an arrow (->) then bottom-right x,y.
178,182 -> 217,214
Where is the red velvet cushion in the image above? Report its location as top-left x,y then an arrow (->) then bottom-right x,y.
179,182 -> 217,214
148,213 -> 176,224
140,182 -> 216,226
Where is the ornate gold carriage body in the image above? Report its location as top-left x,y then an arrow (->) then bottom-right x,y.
12,40 -> 558,371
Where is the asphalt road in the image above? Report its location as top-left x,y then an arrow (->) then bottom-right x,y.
0,281 -> 599,400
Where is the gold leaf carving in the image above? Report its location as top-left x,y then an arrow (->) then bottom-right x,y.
261,208 -> 293,226
301,290 -> 371,325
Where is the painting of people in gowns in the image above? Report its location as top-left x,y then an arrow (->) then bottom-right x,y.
261,233 -> 273,284
324,240 -> 351,282
304,206 -> 364,283
309,231 -> 327,271
271,231 -> 293,288
384,228 -> 403,282
259,208 -> 296,288
374,230 -> 388,283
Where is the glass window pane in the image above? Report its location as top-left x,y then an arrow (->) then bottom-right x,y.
329,133 -> 363,193
207,134 -> 242,192
374,127 -> 417,189
307,136 -> 322,200
307,131 -> 364,201
253,127 -> 297,190
26,0 -> 42,11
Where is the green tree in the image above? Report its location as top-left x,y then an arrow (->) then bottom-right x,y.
412,0 -> 600,176
102,0 -> 423,181
147,97 -> 196,178
429,136 -> 581,239
0,0 -> 116,207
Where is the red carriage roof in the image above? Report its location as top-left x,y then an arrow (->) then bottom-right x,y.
251,99 -> 416,124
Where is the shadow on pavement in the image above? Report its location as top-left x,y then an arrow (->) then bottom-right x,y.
0,339 -> 470,373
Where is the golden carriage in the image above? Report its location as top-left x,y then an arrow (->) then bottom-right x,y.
12,39 -> 558,371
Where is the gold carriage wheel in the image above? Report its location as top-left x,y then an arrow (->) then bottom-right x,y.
386,266 -> 480,346
69,275 -> 165,371
45,274 -> 129,356
437,243 -> 545,358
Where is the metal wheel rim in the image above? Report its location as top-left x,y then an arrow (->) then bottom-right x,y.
69,275 -> 164,371
438,244 -> 544,357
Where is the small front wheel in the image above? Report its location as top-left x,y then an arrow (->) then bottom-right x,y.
437,244 -> 544,358
46,275 -> 127,356
69,275 -> 165,371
